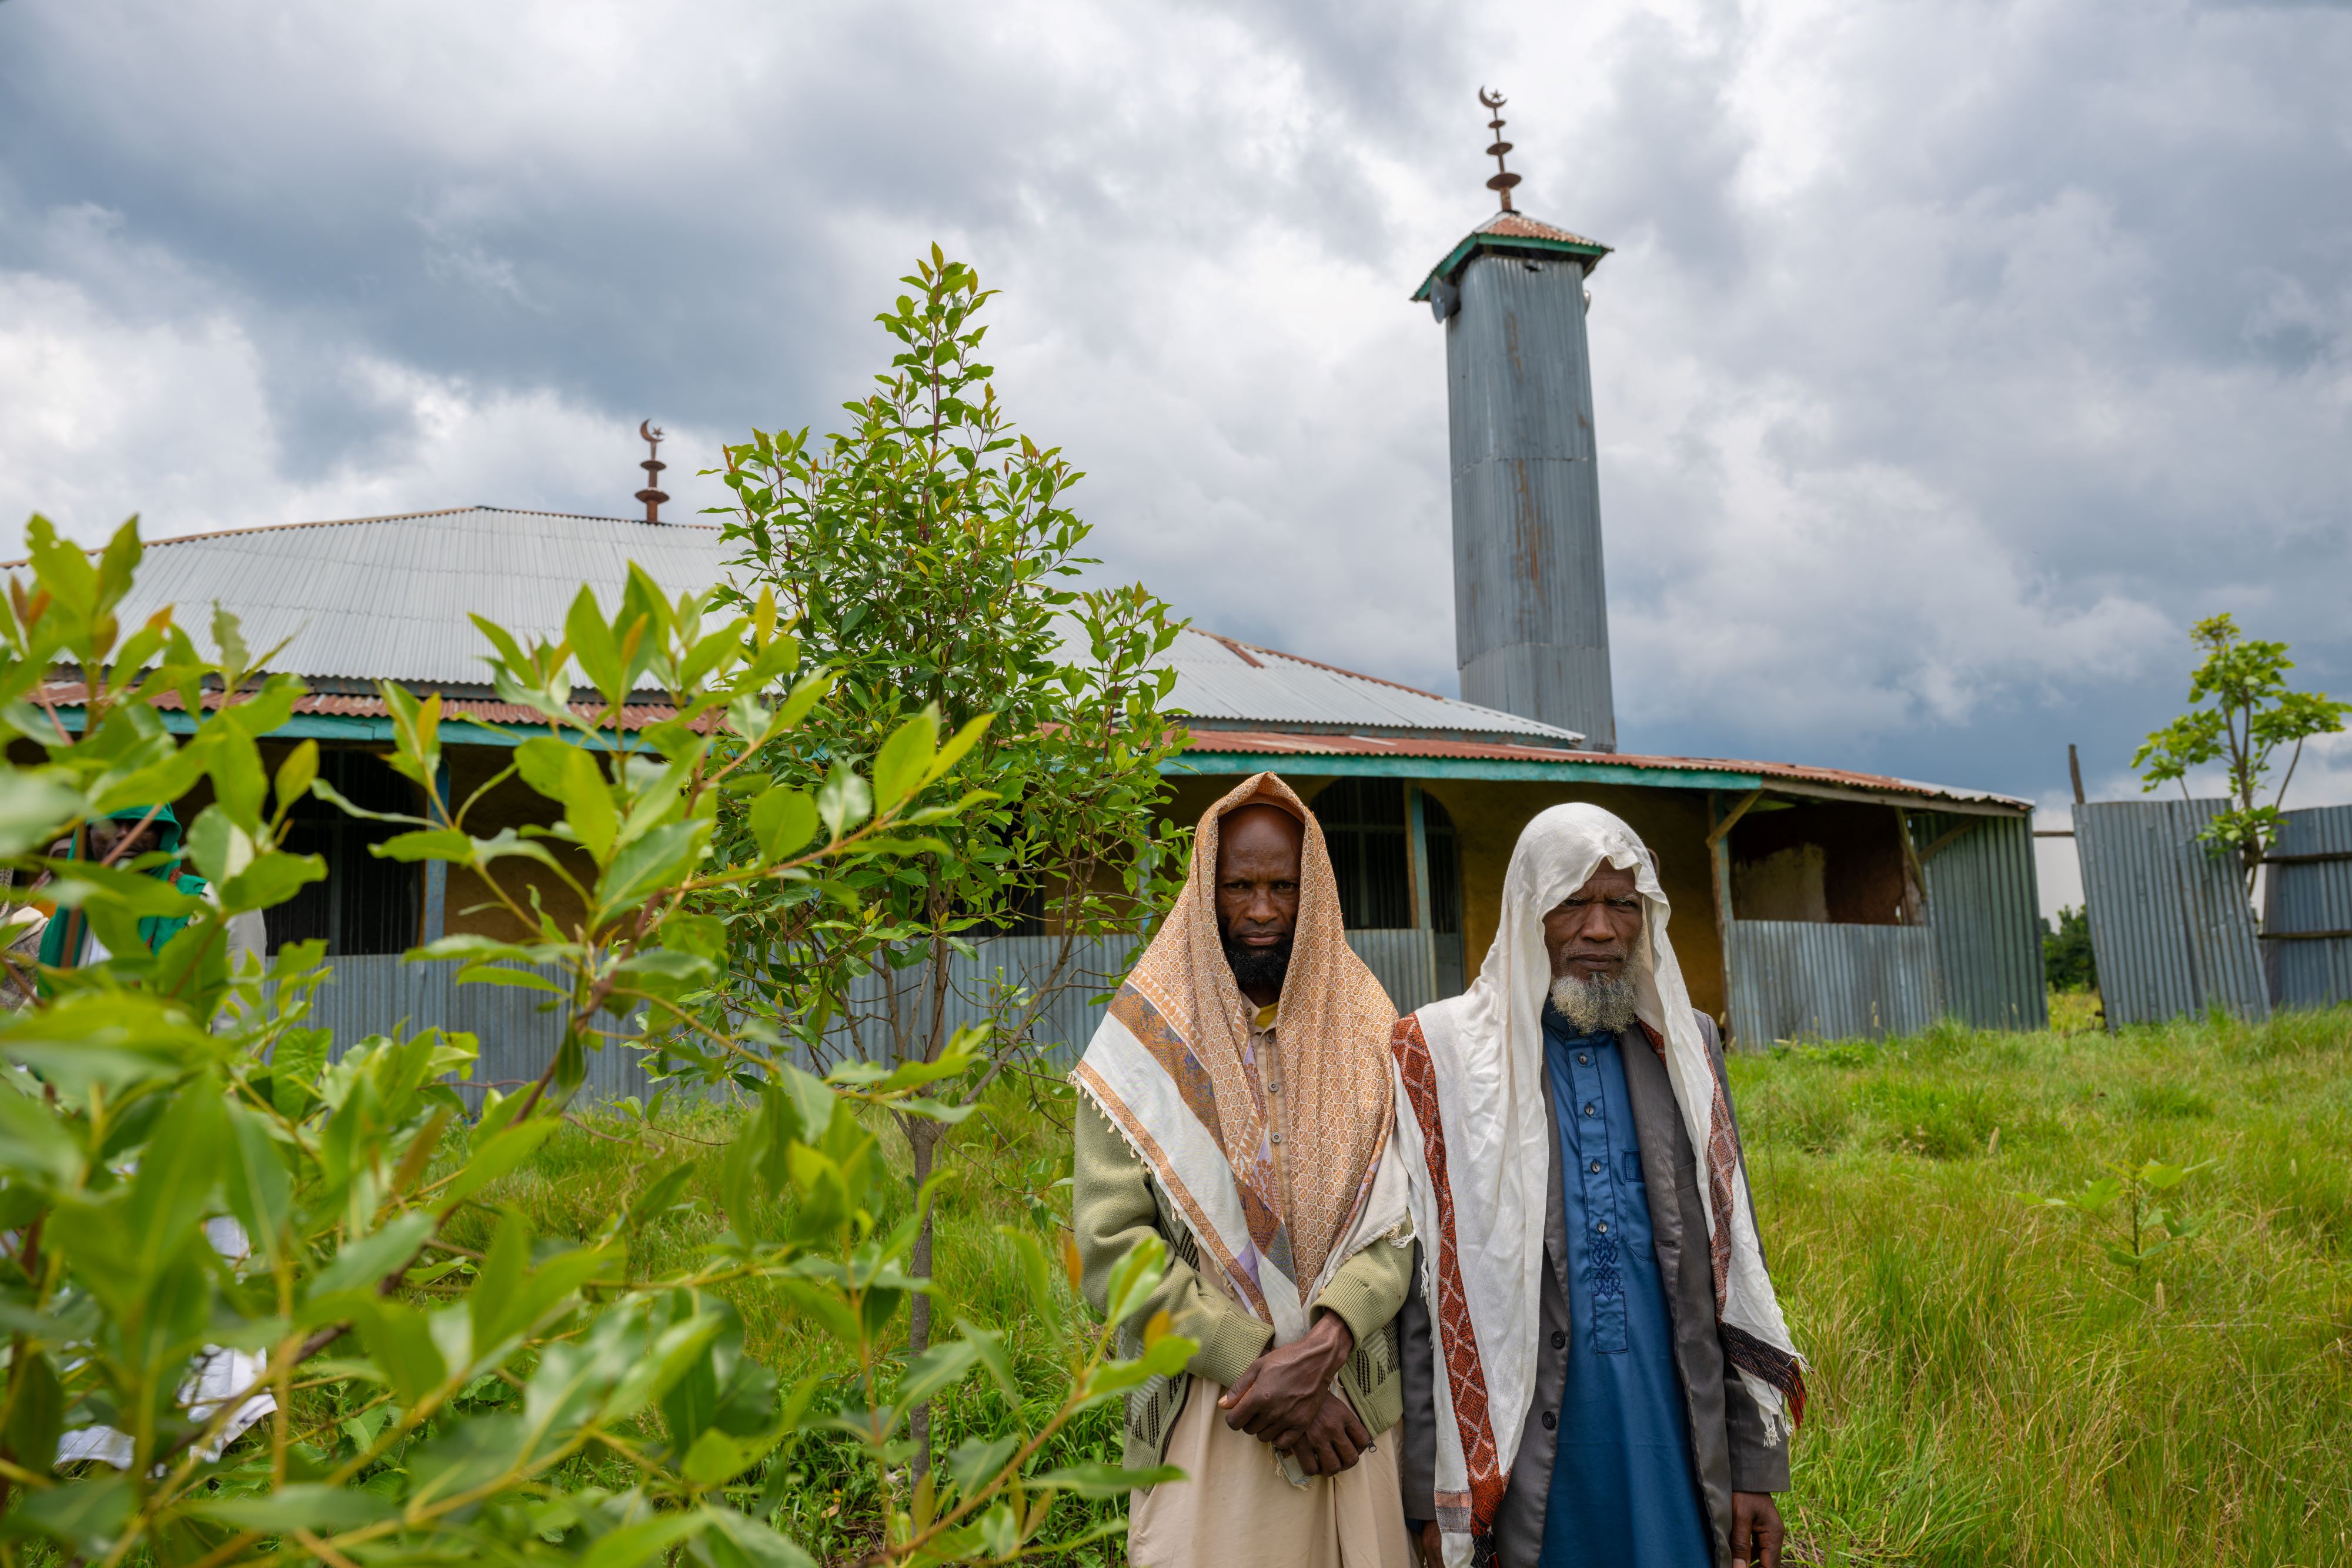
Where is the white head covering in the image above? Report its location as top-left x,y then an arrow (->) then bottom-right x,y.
1389,803 -> 1805,1562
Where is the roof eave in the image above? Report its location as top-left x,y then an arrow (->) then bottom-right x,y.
1411,232 -> 1615,302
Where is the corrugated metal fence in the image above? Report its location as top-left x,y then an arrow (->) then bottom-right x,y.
1726,921 -> 1939,1045
298,929 -> 1451,1104
1911,811 -> 2049,1031
2263,803 -> 2352,1010
299,955 -> 660,1105
2076,799 -> 2270,1026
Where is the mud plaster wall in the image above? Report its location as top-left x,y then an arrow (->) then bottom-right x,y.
1159,770 -> 1728,1024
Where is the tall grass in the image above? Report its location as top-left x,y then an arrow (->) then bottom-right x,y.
1737,1004 -> 2352,1565
489,1005 -> 2352,1566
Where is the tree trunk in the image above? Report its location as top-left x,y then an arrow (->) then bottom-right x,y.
906,1115 -> 941,1482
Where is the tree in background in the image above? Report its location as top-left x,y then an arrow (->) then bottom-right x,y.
2042,904 -> 2098,993
2133,613 -> 2348,895
704,248 -> 1187,1473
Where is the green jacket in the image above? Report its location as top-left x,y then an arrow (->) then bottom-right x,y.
1073,1094 -> 1414,1470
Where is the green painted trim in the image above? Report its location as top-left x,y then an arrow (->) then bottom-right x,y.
1163,751 -> 1763,790
72,707 -> 647,751
1412,232 -> 1613,301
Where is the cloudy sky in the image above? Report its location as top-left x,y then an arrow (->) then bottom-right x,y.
5,0 -> 2348,909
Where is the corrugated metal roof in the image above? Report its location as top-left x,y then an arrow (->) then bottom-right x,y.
1414,208 -> 1615,301
1177,727 -> 2034,811
104,507 -> 736,687
1162,630 -> 1581,742
82,509 -> 1585,742
1474,211 -> 1610,249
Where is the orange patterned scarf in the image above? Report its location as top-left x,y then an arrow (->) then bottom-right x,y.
1076,773 -> 1401,1313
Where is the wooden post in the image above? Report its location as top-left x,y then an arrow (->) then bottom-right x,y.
1706,789 -> 1762,1043
420,754 -> 451,945
1405,785 -> 1433,931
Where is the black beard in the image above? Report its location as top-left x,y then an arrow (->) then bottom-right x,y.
1222,932 -> 1294,995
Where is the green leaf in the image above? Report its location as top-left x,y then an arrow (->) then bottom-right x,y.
815,763 -> 870,842
895,1339 -> 980,1407
187,1484 -> 400,1533
125,1075 -> 228,1283
437,1117 -> 560,1212
516,735 -> 619,860
1104,1230 -> 1167,1328
871,705 -> 938,812
274,739 -> 320,818
223,1104 -> 290,1265
579,1511 -> 709,1568
749,787 -> 818,864
345,1299 -> 449,1407
1034,1461 -> 1185,1497
307,1209 -> 436,1299
696,1506 -> 817,1568
4,1349 -> 64,1471
0,773 -> 83,857
681,1427 -> 759,1486
9,1473 -> 131,1550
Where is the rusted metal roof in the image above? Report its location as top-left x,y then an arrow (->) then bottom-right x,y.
1414,208 -> 1615,302
32,681 -> 687,733
1174,726 -> 2034,812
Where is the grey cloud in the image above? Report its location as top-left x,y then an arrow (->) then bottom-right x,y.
2,0 -> 2348,890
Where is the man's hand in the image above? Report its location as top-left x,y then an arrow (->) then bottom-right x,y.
1271,1391 -> 1371,1475
1730,1491 -> 1784,1568
1416,1520 -> 1444,1568
1220,1311 -> 1353,1443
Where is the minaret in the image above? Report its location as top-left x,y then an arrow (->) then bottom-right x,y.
1412,89 -> 1616,751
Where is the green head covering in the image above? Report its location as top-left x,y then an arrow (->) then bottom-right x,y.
36,803 -> 204,972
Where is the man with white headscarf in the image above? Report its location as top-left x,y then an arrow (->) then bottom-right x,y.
1073,774 -> 1418,1568
1391,804 -> 1805,1568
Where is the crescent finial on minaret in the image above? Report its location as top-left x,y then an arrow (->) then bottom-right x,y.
1478,86 -> 1521,212
634,420 -> 670,523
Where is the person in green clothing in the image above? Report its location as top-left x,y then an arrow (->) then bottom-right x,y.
36,804 -> 205,971
1071,773 -> 1418,1568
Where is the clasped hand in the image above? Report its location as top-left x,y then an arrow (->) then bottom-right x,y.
1218,1313 -> 1371,1475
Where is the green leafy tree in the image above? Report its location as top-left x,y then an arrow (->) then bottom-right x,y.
704,249 -> 1186,1473
2040,904 -> 2098,994
0,516 -> 1189,1568
2133,613 -> 2350,894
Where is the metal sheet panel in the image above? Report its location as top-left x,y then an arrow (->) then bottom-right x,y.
302,956 -> 660,1106
1444,249 -> 1615,748
298,928 -> 1455,1102
1912,811 -> 2049,1031
1726,920 -> 1939,1045
2264,804 -> 2352,1010
2074,799 -> 2269,1026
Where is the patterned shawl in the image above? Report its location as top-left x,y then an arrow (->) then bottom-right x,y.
1389,803 -> 1807,1564
1073,773 -> 1407,1342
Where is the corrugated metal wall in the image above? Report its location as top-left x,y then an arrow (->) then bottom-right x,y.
1726,920 -> 1939,1044
2264,803 -> 2352,1010
1910,811 -> 2049,1030
1446,249 -> 1615,747
2075,798 -> 2270,1025
301,956 -> 660,1106
295,930 -> 1451,1104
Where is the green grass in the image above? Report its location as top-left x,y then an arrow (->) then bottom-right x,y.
490,1003 -> 2352,1566
1735,1004 -> 2352,1566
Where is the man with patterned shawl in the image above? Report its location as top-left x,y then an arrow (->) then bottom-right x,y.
1074,774 -> 1418,1568
1391,804 -> 1806,1568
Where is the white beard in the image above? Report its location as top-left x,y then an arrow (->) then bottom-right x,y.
1548,970 -> 1640,1035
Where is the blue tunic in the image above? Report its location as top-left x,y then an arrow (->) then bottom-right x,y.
1536,1011 -> 1712,1568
